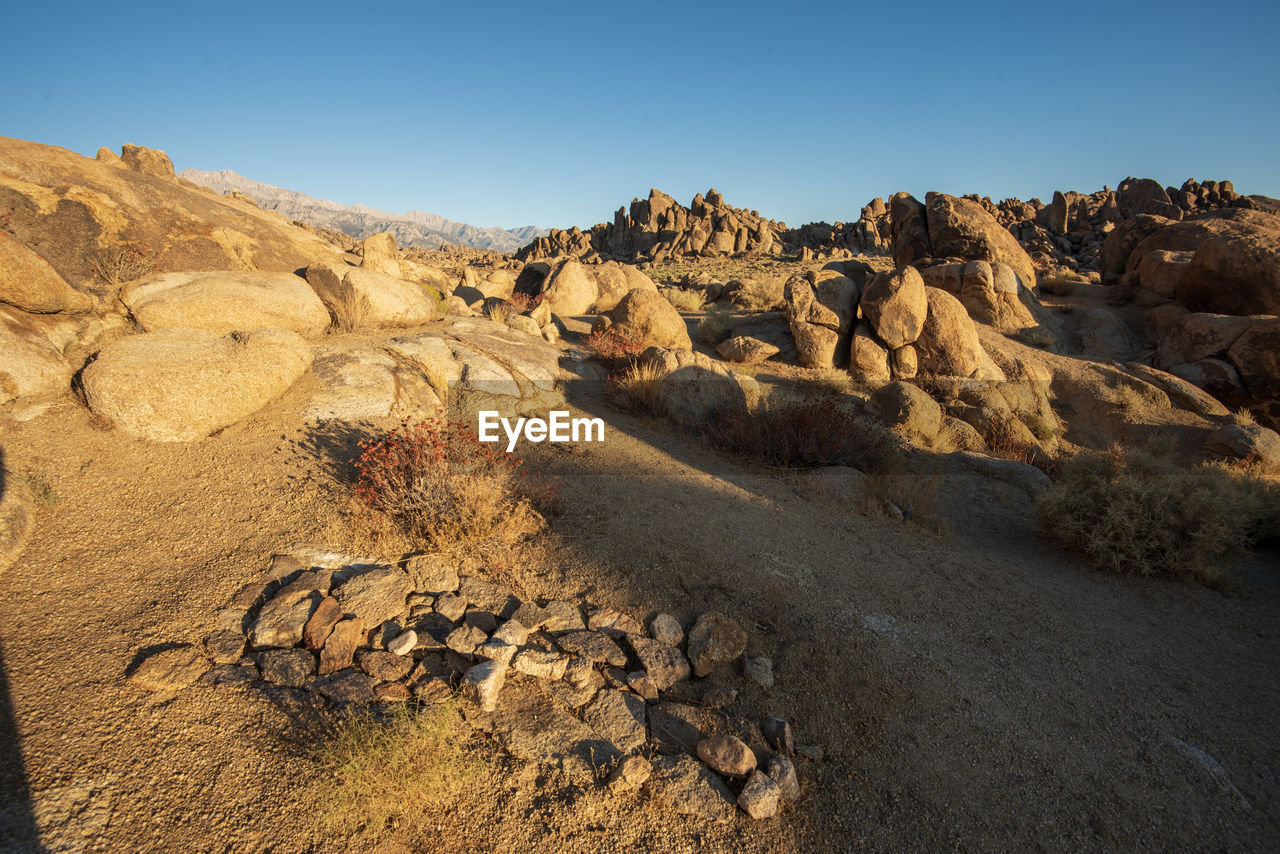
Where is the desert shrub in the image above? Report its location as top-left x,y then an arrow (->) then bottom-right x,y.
329,289 -> 373,333
423,285 -> 451,316
501,292 -> 539,315
607,361 -> 667,417
310,702 -> 476,840
728,276 -> 785,311
696,304 -> 734,345
353,418 -> 546,557
1035,446 -> 1279,585
797,367 -> 853,397
705,396 -> 902,471
583,328 -> 647,373
1015,327 -> 1057,350
663,288 -> 705,312
483,301 -> 510,326
1231,407 -> 1258,427
92,244 -> 153,287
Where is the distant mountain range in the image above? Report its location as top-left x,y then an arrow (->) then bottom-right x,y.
178,169 -> 545,252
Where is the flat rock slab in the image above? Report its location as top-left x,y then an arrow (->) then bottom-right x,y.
334,566 -> 412,627
582,689 -> 647,752
556,631 -> 627,667
650,755 -> 735,822
122,271 -> 330,338
479,682 -> 621,781
127,645 -> 210,692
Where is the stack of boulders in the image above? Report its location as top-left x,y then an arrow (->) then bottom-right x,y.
517,189 -> 786,265
128,547 -> 813,821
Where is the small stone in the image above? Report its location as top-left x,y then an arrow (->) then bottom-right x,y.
464,608 -> 498,635
608,755 -> 652,792
696,735 -> 757,778
767,756 -> 801,801
583,689 -> 647,752
512,649 -> 569,680
587,607 -> 644,639
649,613 -> 684,647
744,656 -> 774,688
762,717 -> 794,755
319,670 -> 377,705
414,611 -> 456,643
259,648 -> 316,688
626,671 -> 659,703
333,566 -> 413,627
702,686 -> 738,709
540,600 -> 585,633
319,618 -> 364,675
650,755 -> 735,821
547,670 -> 603,708
128,645 -> 210,692
475,640 -> 517,665
250,574 -> 328,649
204,630 -> 245,665
564,656 -> 594,688
357,650 -> 413,682
510,600 -> 547,629
628,637 -> 690,691
602,667 -> 630,690
374,682 -> 412,702
368,620 -> 401,651
556,631 -> 628,667
215,608 -> 250,633
457,576 -> 518,617
229,581 -> 269,610
302,596 -> 343,651
462,660 -> 506,712
434,593 -> 467,623
403,553 -> 460,594
491,619 -> 529,647
445,624 -> 487,656
414,677 -> 453,705
407,592 -> 435,610
386,629 -> 417,656
686,612 -> 748,677
737,770 -> 781,819
795,744 -> 824,762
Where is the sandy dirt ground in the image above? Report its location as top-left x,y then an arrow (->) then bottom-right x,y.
0,350 -> 1277,852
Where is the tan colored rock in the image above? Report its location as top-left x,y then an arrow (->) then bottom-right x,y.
609,287 -> 692,349
319,618 -> 364,675
123,271 -> 330,337
127,645 -> 208,692
784,271 -> 860,367
1227,319 -> 1280,400
1177,215 -> 1280,315
593,261 -> 656,311
0,233 -> 93,314
81,327 -> 313,441
541,258 -> 599,316
1156,313 -> 1256,368
360,232 -> 401,276
1137,249 -> 1193,298
120,144 -> 174,179
716,336 -> 778,364
696,735 -> 757,778
305,263 -> 438,328
871,380 -> 942,444
925,192 -> 1037,291
861,267 -> 926,349
1204,424 -> 1280,472
0,464 -> 34,575
0,307 -> 74,405
915,287 -> 984,377
891,345 -> 918,380
686,612 -> 747,678
849,321 -> 891,383
638,347 -> 757,427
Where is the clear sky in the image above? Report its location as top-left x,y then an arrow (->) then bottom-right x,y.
3,0 -> 1277,231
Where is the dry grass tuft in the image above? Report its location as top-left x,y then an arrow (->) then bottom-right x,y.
310,702 -> 477,841
1036,445 -> 1280,586
662,288 -> 705,312
797,367 -> 854,397
329,288 -> 374,333
608,361 -> 668,417
1231,407 -> 1258,427
862,472 -> 949,537
92,244 -> 154,289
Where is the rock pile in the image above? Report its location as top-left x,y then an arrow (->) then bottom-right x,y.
129,546 -> 813,821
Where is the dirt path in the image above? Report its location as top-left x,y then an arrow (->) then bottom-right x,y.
1,376 -> 1277,851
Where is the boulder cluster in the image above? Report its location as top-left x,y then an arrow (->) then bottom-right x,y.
128,547 -> 813,822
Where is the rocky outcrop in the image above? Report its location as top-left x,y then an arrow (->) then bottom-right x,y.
81,328 -> 314,441
0,232 -> 93,314
122,271 -> 331,337
518,188 -> 784,264
599,288 -> 692,350
638,348 -> 759,427
0,306 -> 75,405
1155,312 -> 1280,425
304,263 -> 439,328
783,270 -> 861,368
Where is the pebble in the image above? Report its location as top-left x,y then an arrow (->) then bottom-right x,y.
737,770 -> 781,819
204,630 -> 246,665
386,629 -> 417,656
686,612 -> 748,678
435,593 -> 467,622
762,717 -> 794,755
649,613 -> 684,647
556,630 -> 628,667
743,656 -> 774,688
512,649 -> 569,680
766,755 -> 800,801
627,637 -> 690,691
695,736 -> 757,778
491,619 -> 529,647
462,660 -> 506,712
475,640 -> 517,666
607,755 -> 652,792
445,624 -> 487,656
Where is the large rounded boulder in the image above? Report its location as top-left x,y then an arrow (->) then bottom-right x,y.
925,193 -> 1038,292
592,262 -> 657,312
82,328 -> 314,441
784,270 -> 860,367
1177,215 -> 1280,316
608,288 -> 692,349
861,266 -> 926,350
123,271 -> 331,337
0,307 -> 74,405
540,258 -> 600,316
0,232 -> 93,314
915,287 -> 985,377
305,264 -> 438,327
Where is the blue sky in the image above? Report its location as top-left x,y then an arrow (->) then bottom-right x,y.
3,1 -> 1277,230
